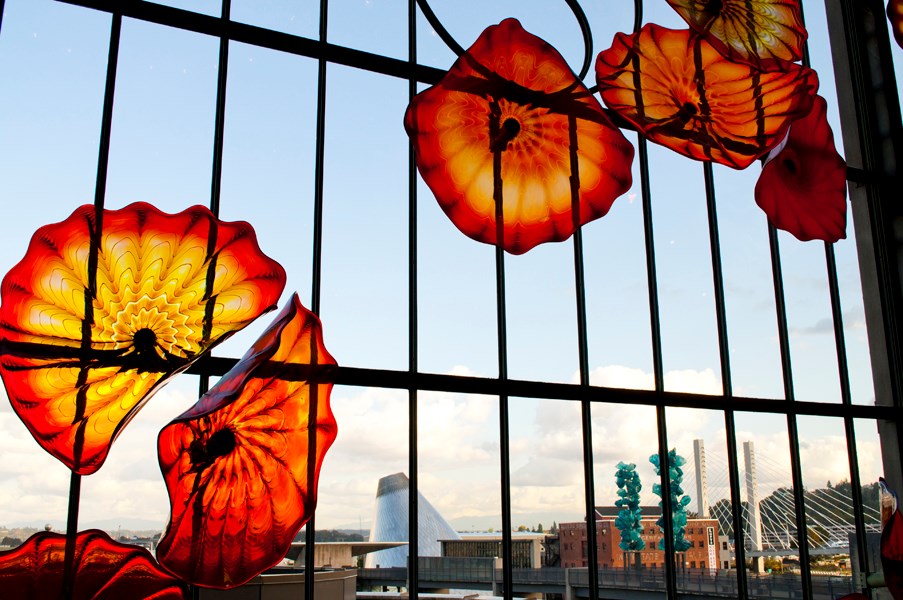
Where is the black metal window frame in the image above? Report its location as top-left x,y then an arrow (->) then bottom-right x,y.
2,1 -> 902,600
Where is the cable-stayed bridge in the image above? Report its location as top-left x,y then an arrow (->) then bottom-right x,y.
684,440 -> 881,557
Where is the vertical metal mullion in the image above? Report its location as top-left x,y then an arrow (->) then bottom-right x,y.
310,0 -> 328,318
0,0 -> 6,36
489,97 -> 512,600
637,133 -> 677,597
768,224 -> 812,598
407,1 -> 419,597
572,228 -> 598,600
208,0 -> 230,219
304,2 -> 329,599
93,14 -> 120,214
825,243 -> 870,589
655,408 -> 677,591
702,162 -> 749,598
496,243 -> 513,600
63,13 -> 121,600
198,0 -> 230,400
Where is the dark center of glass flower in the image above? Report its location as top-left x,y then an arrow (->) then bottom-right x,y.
781,157 -> 798,175
490,117 -> 522,152
189,427 -> 237,469
502,117 -> 521,137
132,327 -> 158,353
707,0 -> 723,15
678,102 -> 699,120
207,428 -> 237,459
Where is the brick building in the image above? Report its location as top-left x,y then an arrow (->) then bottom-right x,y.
559,507 -> 725,571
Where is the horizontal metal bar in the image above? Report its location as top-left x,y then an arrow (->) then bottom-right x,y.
185,358 -> 896,419
54,0 -> 446,84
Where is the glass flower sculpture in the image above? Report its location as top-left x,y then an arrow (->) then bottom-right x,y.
595,24 -> 818,169
0,202 -> 286,475
0,529 -> 187,599
755,95 -> 847,242
404,18 -> 634,255
665,0 -> 807,70
889,0 -> 903,50
881,480 -> 903,600
156,293 -> 338,589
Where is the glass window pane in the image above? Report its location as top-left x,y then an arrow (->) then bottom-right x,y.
735,412 -> 805,598
106,18 -> 219,212
320,65 -> 409,371
648,149 -> 722,395
231,0 -> 318,38
215,43 -> 319,357
590,402 -> 665,598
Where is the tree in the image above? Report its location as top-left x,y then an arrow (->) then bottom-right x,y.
650,449 -> 692,553
550,522 -> 558,535
0,537 -> 22,547
536,523 -> 544,533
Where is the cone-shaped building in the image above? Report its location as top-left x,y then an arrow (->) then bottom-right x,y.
364,473 -> 460,567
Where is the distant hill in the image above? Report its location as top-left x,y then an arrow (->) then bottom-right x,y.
7,517 -> 165,532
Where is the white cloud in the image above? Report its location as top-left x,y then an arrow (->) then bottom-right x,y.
586,364 -> 723,395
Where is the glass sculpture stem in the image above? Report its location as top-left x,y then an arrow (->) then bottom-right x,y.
62,471 -> 82,599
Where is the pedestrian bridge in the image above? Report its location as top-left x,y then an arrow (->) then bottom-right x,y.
358,559 -> 854,600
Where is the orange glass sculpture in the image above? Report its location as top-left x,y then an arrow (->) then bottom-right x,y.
755,95 -> 847,242
665,0 -> 807,69
0,529 -> 187,599
0,202 -> 286,475
595,24 -> 818,169
890,0 -> 903,49
156,293 -> 338,589
404,18 -> 634,255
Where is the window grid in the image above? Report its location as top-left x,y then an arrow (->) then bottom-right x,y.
7,2 -> 902,600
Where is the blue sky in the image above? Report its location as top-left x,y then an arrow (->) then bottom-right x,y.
0,0 -> 889,534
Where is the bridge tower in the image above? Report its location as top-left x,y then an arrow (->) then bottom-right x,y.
693,439 -> 709,519
743,441 -> 764,572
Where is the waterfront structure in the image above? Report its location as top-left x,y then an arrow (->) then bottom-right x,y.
365,473 -> 460,568
440,533 -> 545,569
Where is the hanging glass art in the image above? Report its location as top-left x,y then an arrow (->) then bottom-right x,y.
595,24 -> 818,169
889,0 -> 903,49
156,293 -> 338,589
755,95 -> 847,242
665,0 -> 807,69
881,480 -> 903,600
405,18 -> 634,255
0,202 -> 286,475
0,529 -> 187,599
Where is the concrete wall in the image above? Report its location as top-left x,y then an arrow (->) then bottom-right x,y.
198,569 -> 357,600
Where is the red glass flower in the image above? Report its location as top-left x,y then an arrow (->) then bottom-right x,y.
404,18 -> 634,255
595,24 -> 818,169
0,202 -> 286,475
755,95 -> 847,242
156,293 -> 338,589
665,0 -> 807,70
883,488 -> 903,600
889,0 -> 903,49
0,529 -> 187,599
